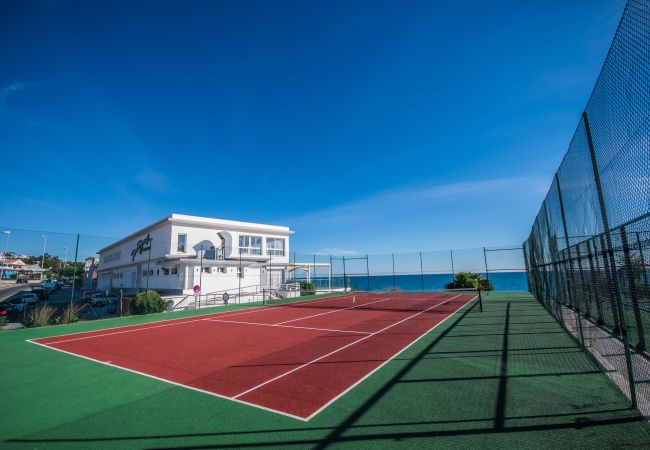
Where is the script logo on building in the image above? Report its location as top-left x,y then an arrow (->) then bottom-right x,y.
131,234 -> 153,261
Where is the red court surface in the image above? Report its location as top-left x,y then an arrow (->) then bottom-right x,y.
30,292 -> 475,420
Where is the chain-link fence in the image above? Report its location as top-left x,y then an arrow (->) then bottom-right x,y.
0,221 -> 528,325
523,0 -> 650,418
290,245 -> 526,292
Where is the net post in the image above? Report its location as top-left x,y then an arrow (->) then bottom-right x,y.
342,256 -> 347,292
477,286 -> 483,313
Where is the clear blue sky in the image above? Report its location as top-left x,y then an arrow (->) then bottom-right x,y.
0,0 -> 626,258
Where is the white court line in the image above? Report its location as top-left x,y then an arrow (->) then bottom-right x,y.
26,293 -> 477,421
32,293 -> 363,345
273,296 -> 397,325
202,318 -> 372,335
26,339 -> 309,422
303,294 -> 477,420
233,294 -> 464,399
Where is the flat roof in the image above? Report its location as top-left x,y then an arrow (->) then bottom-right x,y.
98,213 -> 293,254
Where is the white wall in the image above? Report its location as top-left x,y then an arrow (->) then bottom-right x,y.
170,224 -> 290,263
97,218 -> 291,293
99,223 -> 172,271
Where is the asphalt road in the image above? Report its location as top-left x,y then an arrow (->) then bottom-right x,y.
1,284 -> 114,324
0,281 -> 40,302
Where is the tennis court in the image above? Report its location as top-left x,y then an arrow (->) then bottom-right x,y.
29,291 -> 476,420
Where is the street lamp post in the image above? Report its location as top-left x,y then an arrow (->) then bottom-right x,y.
40,234 -> 47,281
1,230 -> 10,281
63,246 -> 68,268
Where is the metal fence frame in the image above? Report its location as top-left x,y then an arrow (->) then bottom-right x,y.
524,0 -> 650,417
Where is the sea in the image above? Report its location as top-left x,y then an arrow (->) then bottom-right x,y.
302,271 -> 529,292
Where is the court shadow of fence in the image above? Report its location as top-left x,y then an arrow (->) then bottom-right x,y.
5,295 -> 650,449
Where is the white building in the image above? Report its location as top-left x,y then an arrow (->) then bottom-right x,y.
96,214 -> 293,296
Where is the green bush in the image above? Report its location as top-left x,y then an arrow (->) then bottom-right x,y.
445,272 -> 494,291
133,290 -> 167,314
299,281 -> 315,296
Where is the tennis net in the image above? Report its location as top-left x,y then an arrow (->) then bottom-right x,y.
262,288 -> 482,313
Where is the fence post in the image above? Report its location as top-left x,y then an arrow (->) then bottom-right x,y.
522,244 -> 532,293
483,247 -> 489,281
391,253 -> 396,289
586,239 -> 604,324
554,175 -> 585,345
342,256 -> 347,292
620,227 -> 646,351
366,255 -> 370,292
419,252 -> 424,290
599,234 -> 621,332
635,232 -> 650,288
542,202 -> 572,334
574,244 -> 592,319
584,110 -> 636,408
450,249 -> 455,282
329,255 -> 332,291
69,234 -> 80,311
555,174 -> 577,308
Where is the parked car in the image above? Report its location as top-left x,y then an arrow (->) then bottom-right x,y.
56,281 -> 65,288
10,293 -> 38,312
15,278 -> 28,284
42,282 -> 57,292
0,302 -> 14,316
90,292 -> 118,307
31,287 -> 49,300
21,293 -> 38,304
82,290 -> 101,302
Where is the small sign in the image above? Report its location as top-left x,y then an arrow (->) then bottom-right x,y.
193,284 -> 201,294
223,292 -> 230,304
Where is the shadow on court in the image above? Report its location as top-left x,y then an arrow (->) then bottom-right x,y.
3,293 -> 650,449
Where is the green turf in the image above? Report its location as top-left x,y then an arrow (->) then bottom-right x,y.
2,292 -> 649,449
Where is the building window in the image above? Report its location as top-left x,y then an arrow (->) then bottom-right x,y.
177,234 -> 187,253
239,235 -> 262,255
267,238 -> 285,256
103,251 -> 122,263
203,267 -> 211,273
217,267 -> 227,274
162,268 -> 170,276
171,267 -> 178,275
